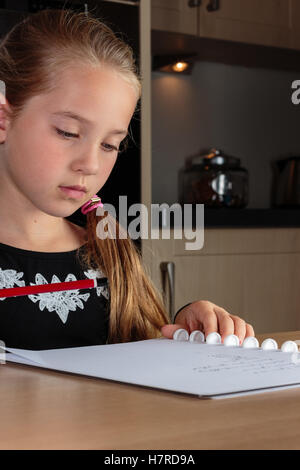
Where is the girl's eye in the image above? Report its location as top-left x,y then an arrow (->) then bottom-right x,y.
102,143 -> 119,153
56,128 -> 78,139
55,128 -> 119,152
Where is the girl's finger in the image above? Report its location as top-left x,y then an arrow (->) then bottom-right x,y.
214,310 -> 235,341
161,324 -> 186,339
201,311 -> 218,338
186,316 -> 202,334
229,315 -> 247,343
245,322 -> 255,338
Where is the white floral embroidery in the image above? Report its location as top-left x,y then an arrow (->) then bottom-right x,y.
28,273 -> 90,324
0,268 -> 25,301
84,268 -> 110,300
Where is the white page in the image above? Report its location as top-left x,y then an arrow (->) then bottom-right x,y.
5,338 -> 300,398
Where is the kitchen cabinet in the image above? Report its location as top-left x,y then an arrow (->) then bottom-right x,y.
290,0 -> 300,50
199,0 -> 291,49
152,0 -> 293,50
151,0 -> 198,36
143,228 -> 300,334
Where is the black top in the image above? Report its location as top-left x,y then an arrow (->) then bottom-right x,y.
0,239 -> 110,350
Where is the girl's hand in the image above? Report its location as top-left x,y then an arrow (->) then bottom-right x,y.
161,300 -> 255,344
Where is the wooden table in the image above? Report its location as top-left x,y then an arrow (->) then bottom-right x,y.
1,331 -> 300,450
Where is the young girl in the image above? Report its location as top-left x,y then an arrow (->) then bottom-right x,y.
0,8 -> 254,350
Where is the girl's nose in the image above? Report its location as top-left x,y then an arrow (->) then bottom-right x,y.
71,146 -> 100,175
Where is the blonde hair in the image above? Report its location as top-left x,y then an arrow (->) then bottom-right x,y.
0,8 -> 170,343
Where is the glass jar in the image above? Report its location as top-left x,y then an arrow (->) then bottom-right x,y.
178,148 -> 248,208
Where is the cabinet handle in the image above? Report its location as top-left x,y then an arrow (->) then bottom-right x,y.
160,262 -> 175,321
207,0 -> 220,11
188,0 -> 202,7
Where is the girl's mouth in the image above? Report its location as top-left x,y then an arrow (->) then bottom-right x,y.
59,186 -> 87,199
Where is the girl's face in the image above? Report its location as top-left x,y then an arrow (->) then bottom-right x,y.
1,64 -> 138,217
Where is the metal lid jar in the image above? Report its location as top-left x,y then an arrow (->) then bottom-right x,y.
178,148 -> 249,208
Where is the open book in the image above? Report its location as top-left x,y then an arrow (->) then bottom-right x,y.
4,338 -> 300,399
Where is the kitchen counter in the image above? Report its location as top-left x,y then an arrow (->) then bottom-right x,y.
204,208 -> 300,227
157,207 -> 300,229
